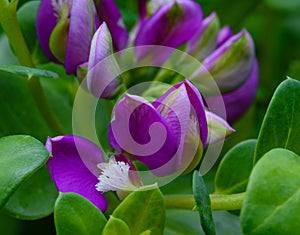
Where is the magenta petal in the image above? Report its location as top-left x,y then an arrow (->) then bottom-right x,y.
65,0 -> 95,74
217,25 -> 233,48
46,135 -> 107,211
36,0 -> 59,62
182,79 -> 208,147
87,22 -> 119,98
187,12 -> 219,60
134,0 -> 202,48
206,59 -> 259,124
138,0 -> 147,23
95,0 -> 128,50
200,30 -> 255,93
154,80 -> 208,147
109,94 -> 179,170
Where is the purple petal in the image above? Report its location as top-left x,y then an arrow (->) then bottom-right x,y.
65,0 -> 95,74
46,135 -> 107,211
134,0 -> 202,48
154,79 -> 208,148
205,59 -> 259,124
36,0 -> 60,62
95,0 -> 128,50
109,94 -> 179,171
138,0 -> 147,23
217,25 -> 233,48
87,22 -> 119,98
182,79 -> 208,147
187,12 -> 219,60
200,29 -> 255,93
153,84 -> 195,174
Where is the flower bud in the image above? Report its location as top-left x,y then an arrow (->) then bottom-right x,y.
187,12 -> 220,60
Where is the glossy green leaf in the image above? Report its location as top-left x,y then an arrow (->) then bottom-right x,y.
3,167 -> 58,220
165,209 -> 242,235
241,148 -> 300,235
102,216 -> 130,235
193,171 -> 216,235
0,65 -> 59,78
112,188 -> 165,235
54,193 -> 107,235
215,139 -> 256,194
0,71 -> 52,141
0,135 -> 49,208
255,78 -> 300,163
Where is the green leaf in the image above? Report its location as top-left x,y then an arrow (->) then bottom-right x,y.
0,135 -> 49,208
240,148 -> 300,235
102,216 -> 131,235
112,188 -> 165,235
38,63 -> 78,134
0,71 -> 52,141
255,78 -> 300,163
193,171 -> 216,235
3,167 -> 58,220
0,34 -> 18,66
54,193 -> 107,235
265,0 -> 300,12
17,1 -> 49,64
0,65 -> 59,78
215,139 -> 256,194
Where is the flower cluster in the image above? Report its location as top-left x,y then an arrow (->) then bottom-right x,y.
37,0 -> 258,212
37,0 -> 258,122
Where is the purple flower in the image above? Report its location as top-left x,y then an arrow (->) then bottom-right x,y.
46,135 -> 139,211
108,79 -> 208,176
93,0 -> 128,51
85,22 -> 120,98
36,0 -> 95,74
135,0 -> 202,48
187,12 -> 220,60
206,59 -> 259,123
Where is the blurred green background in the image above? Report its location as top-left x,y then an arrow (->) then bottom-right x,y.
1,0 -> 300,234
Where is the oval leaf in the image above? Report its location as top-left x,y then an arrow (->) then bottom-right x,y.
255,78 -> 300,163
3,167 -> 58,220
102,216 -> 131,235
215,139 -> 256,194
193,171 -> 216,235
0,65 -> 59,78
112,188 -> 165,235
0,135 -> 49,208
54,192 -> 107,235
241,148 -> 300,235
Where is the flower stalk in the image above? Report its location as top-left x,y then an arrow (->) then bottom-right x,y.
0,0 -> 34,67
164,192 -> 245,211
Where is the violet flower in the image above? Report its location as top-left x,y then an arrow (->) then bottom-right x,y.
135,0 -> 202,49
108,79 -> 233,176
36,0 -> 96,74
84,22 -> 121,98
46,135 -> 140,211
93,0 -> 128,51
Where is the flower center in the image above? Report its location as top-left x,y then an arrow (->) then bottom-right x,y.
95,156 -> 139,193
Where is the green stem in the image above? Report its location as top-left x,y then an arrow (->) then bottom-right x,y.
0,0 -> 34,67
164,192 -> 245,211
0,1 -> 64,135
